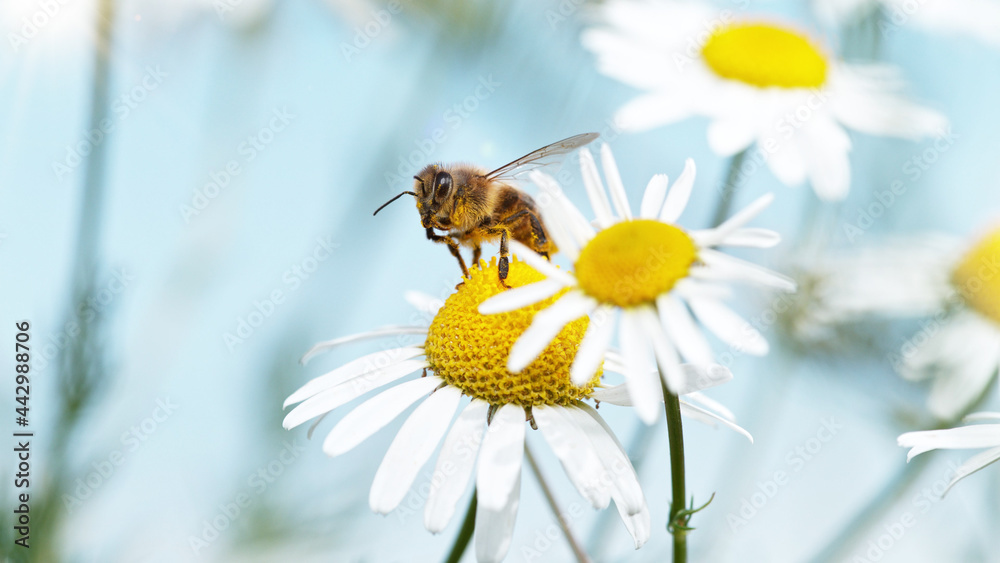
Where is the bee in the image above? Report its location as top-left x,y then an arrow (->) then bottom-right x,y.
374,132 -> 599,286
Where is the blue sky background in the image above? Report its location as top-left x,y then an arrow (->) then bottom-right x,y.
2,0 -> 999,561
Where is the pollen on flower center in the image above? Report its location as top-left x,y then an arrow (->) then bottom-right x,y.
425,259 -> 601,406
701,23 -> 828,89
575,220 -> 697,308
952,227 -> 1000,324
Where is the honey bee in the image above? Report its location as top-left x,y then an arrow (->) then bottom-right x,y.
374,132 -> 599,286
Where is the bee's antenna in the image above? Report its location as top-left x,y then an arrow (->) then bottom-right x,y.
373,191 -> 417,216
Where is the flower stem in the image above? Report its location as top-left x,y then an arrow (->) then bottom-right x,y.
525,442 -> 593,563
662,377 -> 688,563
711,149 -> 749,227
443,490 -> 477,563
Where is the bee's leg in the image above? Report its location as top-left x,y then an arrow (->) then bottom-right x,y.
472,244 -> 482,269
523,210 -> 551,260
426,227 -> 468,278
498,228 -> 511,289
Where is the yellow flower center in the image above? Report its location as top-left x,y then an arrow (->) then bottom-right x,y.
952,227 -> 1000,324
701,23 -> 828,89
575,220 -> 697,308
425,259 -> 601,406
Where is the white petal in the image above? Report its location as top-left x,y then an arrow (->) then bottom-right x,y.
657,293 -> 714,365
285,347 -> 425,407
639,174 -> 669,219
571,305 -> 618,385
684,390 -> 735,420
692,227 -> 781,249
322,376 -> 442,456
679,400 -> 754,443
578,147 -> 615,228
688,298 -> 769,356
965,412 -> 1000,423
283,359 -> 429,429
570,403 -> 646,516
601,143 -> 633,220
619,310 -> 662,424
710,193 -> 775,242
508,292 -> 596,372
635,307 -> 685,392
301,326 -> 428,364
659,158 -> 696,223
673,365 -> 734,395
707,118 -> 757,156
528,170 -> 591,258
370,386 -> 463,514
474,475 -> 521,563
479,279 -> 567,315
591,384 -> 633,406
615,499 -> 651,549
899,424 -> 1000,460
534,406 -> 612,509
476,405 -> 526,511
943,446 -> 1000,496
404,291 -> 444,316
697,248 -> 797,292
425,400 -> 489,533
509,240 -> 578,287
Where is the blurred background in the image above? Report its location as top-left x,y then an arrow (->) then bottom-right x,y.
1,0 -> 999,561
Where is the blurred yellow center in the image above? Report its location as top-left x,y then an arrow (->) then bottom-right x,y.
952,227 -> 1000,324
701,23 -> 828,88
425,259 -> 601,406
575,220 -> 697,307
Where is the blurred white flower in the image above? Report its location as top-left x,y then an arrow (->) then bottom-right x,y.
899,412 -> 1000,493
790,228 -> 1000,419
582,0 -> 948,201
479,145 -> 794,423
814,0 -> 1000,48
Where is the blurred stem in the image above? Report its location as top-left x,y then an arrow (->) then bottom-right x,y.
711,149 -> 749,227
662,378 -> 688,563
29,2 -> 116,562
525,443 -> 593,563
443,490 -> 477,563
809,374 -> 997,563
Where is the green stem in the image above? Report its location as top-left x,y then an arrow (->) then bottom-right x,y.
711,149 -> 749,227
525,443 -> 593,563
663,378 -> 688,563
443,490 -> 477,563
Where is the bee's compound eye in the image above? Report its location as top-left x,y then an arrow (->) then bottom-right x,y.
433,171 -> 454,202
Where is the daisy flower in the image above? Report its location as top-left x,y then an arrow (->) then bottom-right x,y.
787,228 -> 1000,420
479,145 -> 795,424
284,260 -> 745,562
814,0 -> 1000,49
581,0 -> 948,201
899,412 -> 1000,494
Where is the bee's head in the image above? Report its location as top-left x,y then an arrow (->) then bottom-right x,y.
412,165 -> 455,228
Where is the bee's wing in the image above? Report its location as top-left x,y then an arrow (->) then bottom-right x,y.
484,132 -> 599,182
